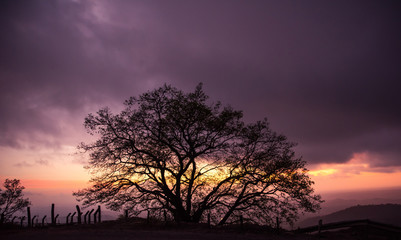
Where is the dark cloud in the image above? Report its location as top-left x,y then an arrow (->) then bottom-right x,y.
14,159 -> 49,168
1,0 -> 400,168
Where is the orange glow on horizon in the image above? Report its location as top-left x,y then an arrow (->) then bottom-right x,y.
311,170 -> 401,193
308,152 -> 401,193
309,168 -> 338,176
21,179 -> 89,190
2,151 -> 399,197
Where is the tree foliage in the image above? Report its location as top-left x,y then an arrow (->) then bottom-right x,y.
0,179 -> 31,223
74,84 -> 322,225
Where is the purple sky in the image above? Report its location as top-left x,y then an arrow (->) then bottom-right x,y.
1,0 -> 401,178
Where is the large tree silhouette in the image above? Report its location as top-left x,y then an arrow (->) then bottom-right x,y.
0,179 -> 31,223
74,84 -> 321,225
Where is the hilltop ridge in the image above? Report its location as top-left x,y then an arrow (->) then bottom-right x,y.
299,203 -> 401,228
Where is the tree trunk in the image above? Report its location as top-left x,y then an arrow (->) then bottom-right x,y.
173,207 -> 192,223
218,184 -> 248,225
218,207 -> 235,226
192,208 -> 205,223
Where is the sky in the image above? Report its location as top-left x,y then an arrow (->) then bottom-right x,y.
1,0 -> 401,211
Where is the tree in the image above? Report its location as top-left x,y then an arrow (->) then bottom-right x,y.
74,84 -> 322,226
0,179 -> 31,223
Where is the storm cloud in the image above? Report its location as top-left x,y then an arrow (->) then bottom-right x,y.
1,0 -> 400,169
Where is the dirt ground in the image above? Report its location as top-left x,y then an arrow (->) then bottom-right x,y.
0,226 -> 314,240
0,221 -> 366,240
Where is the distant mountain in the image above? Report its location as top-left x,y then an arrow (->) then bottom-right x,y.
315,187 -> 401,216
298,204 -> 401,228
317,197 -> 401,216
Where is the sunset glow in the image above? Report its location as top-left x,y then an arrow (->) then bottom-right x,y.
309,168 -> 337,177
5,151 -> 399,196
1,1 -> 401,219
22,179 -> 89,190
308,152 -> 401,192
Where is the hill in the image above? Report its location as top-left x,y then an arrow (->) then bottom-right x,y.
298,203 -> 401,228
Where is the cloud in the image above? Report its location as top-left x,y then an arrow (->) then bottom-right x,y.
0,0 -> 400,172
0,1 -> 146,149
309,152 -> 401,178
14,159 -> 49,168
13,161 -> 34,168
14,159 -> 50,168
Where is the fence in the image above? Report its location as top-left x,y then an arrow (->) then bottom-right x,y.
1,204 -> 102,228
296,219 -> 401,239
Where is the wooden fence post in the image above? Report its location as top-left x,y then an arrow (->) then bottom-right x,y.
27,207 -> 31,228
11,216 -> 17,224
84,211 -> 89,224
88,209 -> 94,224
76,205 -> 82,224
51,203 -> 55,225
54,214 -> 59,225
94,211 -> 97,224
93,206 -> 101,224
97,206 -> 101,223
71,212 -> 76,224
32,215 -> 37,227
66,213 -> 71,225
20,216 -> 25,228
42,215 -> 47,227
318,219 -> 323,236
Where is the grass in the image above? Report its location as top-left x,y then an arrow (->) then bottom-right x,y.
1,218 -> 393,240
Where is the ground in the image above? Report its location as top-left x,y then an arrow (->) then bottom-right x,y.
0,220 -> 375,240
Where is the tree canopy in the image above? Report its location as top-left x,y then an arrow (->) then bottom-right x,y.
0,178 -> 31,223
74,84 -> 322,226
